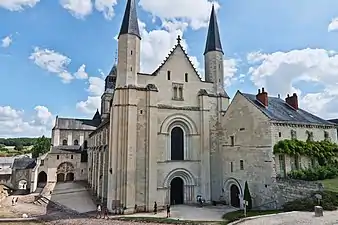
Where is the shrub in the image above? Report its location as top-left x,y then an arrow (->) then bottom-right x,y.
287,164 -> 338,181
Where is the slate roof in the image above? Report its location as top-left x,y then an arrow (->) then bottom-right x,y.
328,119 -> 338,124
50,145 -> 82,154
119,0 -> 140,39
204,5 -> 223,55
12,157 -> 36,170
54,117 -> 99,130
241,92 -> 334,126
0,157 -> 15,165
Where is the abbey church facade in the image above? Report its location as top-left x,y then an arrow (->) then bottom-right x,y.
34,0 -> 337,214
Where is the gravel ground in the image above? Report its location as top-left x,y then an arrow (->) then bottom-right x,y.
45,218 -> 174,225
238,211 -> 338,225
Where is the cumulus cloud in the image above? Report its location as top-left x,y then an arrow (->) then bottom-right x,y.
94,0 -> 117,20
76,77 -> 104,114
73,64 -> 89,79
60,0 -> 93,19
139,0 -> 219,30
0,0 -> 40,11
1,36 -> 12,48
0,105 -> 54,137
328,17 -> 338,32
247,48 -> 338,118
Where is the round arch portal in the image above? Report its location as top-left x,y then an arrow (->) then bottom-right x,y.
56,162 -> 75,182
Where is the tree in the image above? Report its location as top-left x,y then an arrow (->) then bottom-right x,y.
14,144 -> 24,151
31,136 -> 51,158
243,181 -> 252,210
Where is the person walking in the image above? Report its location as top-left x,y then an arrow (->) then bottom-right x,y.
96,204 -> 102,218
103,206 -> 109,219
153,201 -> 157,214
166,205 -> 171,218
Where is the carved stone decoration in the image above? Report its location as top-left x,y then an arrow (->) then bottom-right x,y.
57,162 -> 75,174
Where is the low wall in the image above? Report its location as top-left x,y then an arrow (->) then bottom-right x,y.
274,178 -> 324,208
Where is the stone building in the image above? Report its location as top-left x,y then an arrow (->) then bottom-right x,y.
221,89 -> 337,208
94,0 -> 229,213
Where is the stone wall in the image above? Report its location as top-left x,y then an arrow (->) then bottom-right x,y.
274,178 -> 324,208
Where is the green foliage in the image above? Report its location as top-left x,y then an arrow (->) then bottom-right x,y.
283,191 -> 338,211
222,210 -> 282,223
0,137 -> 42,147
243,181 -> 252,210
31,136 -> 51,158
14,144 -> 23,151
273,139 -> 338,165
288,163 -> 338,181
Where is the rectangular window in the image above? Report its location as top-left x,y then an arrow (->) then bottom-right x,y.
291,130 -> 297,140
173,87 -> 178,99
71,155 -> 73,159
40,160 -> 44,166
278,132 -> 282,137
179,87 -> 183,100
230,162 -> 233,172
167,71 -> 171,80
230,136 -> 235,146
185,73 -> 188,82
172,83 -> 184,101
57,155 -> 59,160
324,131 -> 330,141
240,160 -> 244,170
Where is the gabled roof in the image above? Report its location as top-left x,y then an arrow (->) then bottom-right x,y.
53,116 -> 99,130
119,0 -> 141,39
151,37 -> 202,81
12,158 -> 36,170
241,92 -> 334,126
204,4 -> 223,55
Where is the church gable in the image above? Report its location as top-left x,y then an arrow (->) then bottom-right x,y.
152,38 -> 202,83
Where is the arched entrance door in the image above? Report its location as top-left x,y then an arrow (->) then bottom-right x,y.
230,184 -> 240,207
37,171 -> 47,187
170,177 -> 184,205
57,173 -> 65,182
66,172 -> 74,182
171,127 -> 184,160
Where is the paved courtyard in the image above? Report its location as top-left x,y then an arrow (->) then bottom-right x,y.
236,211 -> 338,225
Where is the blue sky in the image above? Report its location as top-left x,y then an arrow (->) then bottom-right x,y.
1,0 -> 338,137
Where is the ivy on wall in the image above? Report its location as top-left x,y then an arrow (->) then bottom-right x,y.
273,139 -> 338,165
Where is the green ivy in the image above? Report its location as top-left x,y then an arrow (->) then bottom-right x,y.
273,139 -> 338,164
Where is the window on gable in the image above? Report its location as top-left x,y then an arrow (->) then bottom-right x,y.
40,160 -> 44,166
57,155 -> 59,160
172,83 -> 184,101
178,87 -> 183,100
230,136 -> 235,146
185,73 -> 188,82
167,71 -> 171,80
240,160 -> 244,170
173,86 -> 178,99
291,130 -> 297,140
230,162 -> 233,172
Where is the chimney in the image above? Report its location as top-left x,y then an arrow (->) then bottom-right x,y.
285,93 -> 298,110
256,87 -> 268,107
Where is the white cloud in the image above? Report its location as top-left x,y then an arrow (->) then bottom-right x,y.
1,36 -> 12,48
60,0 -> 93,19
0,0 -> 40,11
94,0 -> 117,20
74,64 -> 89,79
0,105 -> 54,137
247,48 -> 338,118
29,47 -> 74,83
328,17 -> 338,32
139,0 -> 219,30
223,59 -> 238,87
76,77 -> 104,114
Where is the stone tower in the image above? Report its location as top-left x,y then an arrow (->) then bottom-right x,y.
107,0 -> 140,213
116,0 -> 141,87
101,65 -> 116,120
204,5 -> 225,95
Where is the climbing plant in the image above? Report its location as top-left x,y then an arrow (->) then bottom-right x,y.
273,139 -> 338,165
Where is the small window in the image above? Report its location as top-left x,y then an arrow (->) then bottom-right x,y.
131,50 -> 133,55
173,86 -> 178,99
167,71 -> 171,80
81,169 -> 84,174
278,132 -> 282,137
140,110 -> 143,114
74,140 -> 79,145
291,130 -> 297,140
71,155 -> 73,159
57,155 -> 59,160
219,64 -> 221,69
185,73 -> 188,82
130,67 -> 132,71
324,131 -> 330,141
230,136 -> 235,146
230,162 -> 233,172
240,160 -> 244,170
178,87 -> 183,100
62,139 -> 68,146
40,160 -> 44,166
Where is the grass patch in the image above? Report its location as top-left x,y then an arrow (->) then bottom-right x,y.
116,217 -> 220,224
322,177 -> 338,192
222,210 -> 283,223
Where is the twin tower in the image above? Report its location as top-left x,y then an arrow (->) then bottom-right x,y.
114,0 -> 226,95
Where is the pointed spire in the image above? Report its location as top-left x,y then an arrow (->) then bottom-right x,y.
93,109 -> 101,121
204,4 -> 223,55
119,0 -> 141,39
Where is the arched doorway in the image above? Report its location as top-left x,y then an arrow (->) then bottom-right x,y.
57,173 -> 65,182
37,171 -> 47,187
57,162 -> 74,182
230,184 -> 240,207
171,127 -> 184,160
170,177 -> 184,205
66,172 -> 74,182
